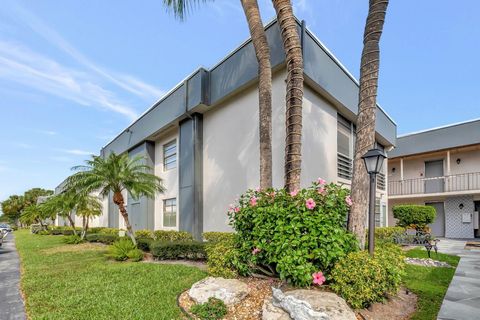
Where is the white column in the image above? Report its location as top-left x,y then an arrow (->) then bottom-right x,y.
400,158 -> 404,180
447,151 -> 451,175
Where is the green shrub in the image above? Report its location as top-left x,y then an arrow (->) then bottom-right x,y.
108,239 -> 136,261
127,249 -> 144,262
135,229 -> 154,239
86,233 -> 119,245
393,205 -> 436,230
153,230 -> 193,242
136,237 -> 153,252
205,234 -> 237,278
50,229 -> 64,235
190,297 -> 227,320
373,227 -> 405,243
330,243 -> 405,309
203,232 -> 234,243
98,228 -> 120,235
30,224 -> 43,234
37,230 -> 50,235
88,227 -> 104,234
229,181 -> 358,286
151,241 -> 206,260
63,235 -> 84,244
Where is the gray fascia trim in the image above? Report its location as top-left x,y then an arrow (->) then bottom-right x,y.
304,27 -> 397,126
101,17 -> 397,157
398,118 -> 480,138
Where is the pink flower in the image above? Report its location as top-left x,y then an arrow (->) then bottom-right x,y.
252,248 -> 261,255
234,207 -> 240,213
317,187 -> 326,195
250,197 -> 258,206
290,190 -> 298,197
255,187 -> 261,192
345,196 -> 353,206
305,198 -> 316,210
312,271 -> 326,285
317,178 -> 327,186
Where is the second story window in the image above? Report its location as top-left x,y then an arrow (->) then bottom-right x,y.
337,115 -> 353,180
163,140 -> 177,171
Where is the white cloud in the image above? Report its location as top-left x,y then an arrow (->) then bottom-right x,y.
38,130 -> 57,136
10,4 -> 164,101
50,156 -> 73,162
61,149 -> 95,156
0,40 -> 139,121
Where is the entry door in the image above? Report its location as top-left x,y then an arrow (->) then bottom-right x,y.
426,202 -> 445,237
425,160 -> 444,193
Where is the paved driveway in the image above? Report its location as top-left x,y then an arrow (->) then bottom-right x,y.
437,238 -> 480,320
0,233 -> 26,320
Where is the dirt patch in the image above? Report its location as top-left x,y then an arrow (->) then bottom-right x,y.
42,242 -> 106,255
179,277 -> 282,320
356,287 -> 417,320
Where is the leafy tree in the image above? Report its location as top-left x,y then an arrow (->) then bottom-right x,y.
1,195 -> 25,226
67,153 -> 165,245
349,0 -> 389,248
163,0 -> 273,189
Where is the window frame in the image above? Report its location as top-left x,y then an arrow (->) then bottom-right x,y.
163,140 -> 177,171
163,198 -> 177,228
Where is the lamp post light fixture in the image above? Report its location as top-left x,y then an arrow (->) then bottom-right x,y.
362,148 -> 387,256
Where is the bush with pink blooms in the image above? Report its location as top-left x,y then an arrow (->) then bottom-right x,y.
228,179 -> 358,287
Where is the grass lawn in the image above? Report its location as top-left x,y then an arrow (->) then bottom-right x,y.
15,230 -> 207,320
404,247 -> 460,320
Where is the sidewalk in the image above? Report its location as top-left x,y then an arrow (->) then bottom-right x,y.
436,238 -> 480,320
0,233 -> 26,320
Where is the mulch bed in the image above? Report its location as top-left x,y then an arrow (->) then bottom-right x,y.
356,287 -> 417,320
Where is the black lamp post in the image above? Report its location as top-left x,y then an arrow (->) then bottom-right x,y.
362,148 -> 386,255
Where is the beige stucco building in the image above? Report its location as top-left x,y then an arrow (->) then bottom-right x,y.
387,119 -> 480,239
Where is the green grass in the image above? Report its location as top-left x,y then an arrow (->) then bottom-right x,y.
15,230 -> 207,320
404,247 -> 460,320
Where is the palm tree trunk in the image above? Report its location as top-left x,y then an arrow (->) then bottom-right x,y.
348,0 -> 389,249
113,192 -> 137,246
66,215 -> 77,236
241,0 -> 273,189
81,216 -> 87,240
272,0 -> 304,192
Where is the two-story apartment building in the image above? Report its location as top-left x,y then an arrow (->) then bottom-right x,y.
387,119 -> 480,239
55,18 -> 396,238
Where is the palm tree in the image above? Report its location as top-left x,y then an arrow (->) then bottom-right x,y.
67,153 -> 165,245
42,193 -> 78,234
163,0 -> 273,189
75,195 -> 103,239
348,0 -> 389,248
271,0 -> 304,192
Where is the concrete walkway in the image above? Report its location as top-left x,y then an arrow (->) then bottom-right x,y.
436,238 -> 480,320
0,233 -> 26,320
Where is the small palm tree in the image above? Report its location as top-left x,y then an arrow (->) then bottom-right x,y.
67,153 -> 165,245
75,195 -> 103,239
42,193 -> 78,234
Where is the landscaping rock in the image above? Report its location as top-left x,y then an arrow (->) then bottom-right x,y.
188,277 -> 249,306
262,288 -> 356,320
405,257 -> 451,268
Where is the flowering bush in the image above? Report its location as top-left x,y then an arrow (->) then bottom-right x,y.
228,179 -> 358,287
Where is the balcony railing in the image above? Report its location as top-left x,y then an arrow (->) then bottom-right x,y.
388,172 -> 480,196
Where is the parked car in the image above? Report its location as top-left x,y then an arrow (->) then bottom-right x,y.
0,224 -> 13,233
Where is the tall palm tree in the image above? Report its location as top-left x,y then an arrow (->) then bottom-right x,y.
163,0 -> 273,189
67,153 -> 165,245
271,0 -> 304,192
349,0 -> 389,248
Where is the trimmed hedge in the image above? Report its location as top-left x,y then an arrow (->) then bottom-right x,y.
331,243 -> 405,309
393,205 -> 436,229
85,233 -> 120,245
203,232 -> 234,243
151,241 -> 206,260
153,230 -> 193,242
136,237 -> 154,252
373,227 -> 405,243
135,229 -> 154,239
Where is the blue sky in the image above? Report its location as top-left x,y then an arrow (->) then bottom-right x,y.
0,0 -> 479,201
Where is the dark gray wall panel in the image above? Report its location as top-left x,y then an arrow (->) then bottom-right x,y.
389,120 -> 480,158
179,114 -> 203,239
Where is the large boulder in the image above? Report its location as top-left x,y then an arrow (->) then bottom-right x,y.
262,288 -> 356,320
188,277 -> 249,306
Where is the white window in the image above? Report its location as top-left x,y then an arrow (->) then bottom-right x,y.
163,140 -> 177,170
163,198 -> 177,228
